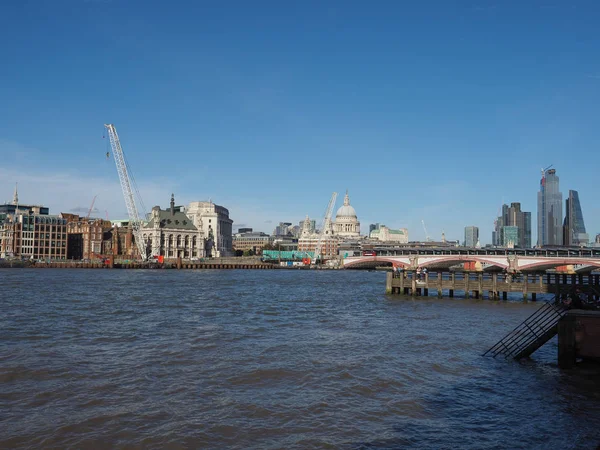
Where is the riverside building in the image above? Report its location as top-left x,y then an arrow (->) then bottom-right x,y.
186,200 -> 233,257
232,231 -> 272,254
369,225 -> 409,243
143,195 -> 205,259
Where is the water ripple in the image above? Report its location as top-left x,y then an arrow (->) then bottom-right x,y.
1,269 -> 599,449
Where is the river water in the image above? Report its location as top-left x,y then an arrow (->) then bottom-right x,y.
1,269 -> 599,449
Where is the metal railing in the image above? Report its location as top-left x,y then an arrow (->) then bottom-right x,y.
483,301 -> 567,359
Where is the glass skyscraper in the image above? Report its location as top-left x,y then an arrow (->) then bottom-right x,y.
537,169 -> 563,246
464,226 -> 479,247
501,226 -> 519,248
563,190 -> 588,246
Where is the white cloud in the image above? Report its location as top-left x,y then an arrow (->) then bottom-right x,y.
0,167 -> 171,221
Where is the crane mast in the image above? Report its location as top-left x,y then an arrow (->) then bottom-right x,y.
312,192 -> 338,265
421,219 -> 431,242
104,124 -> 148,261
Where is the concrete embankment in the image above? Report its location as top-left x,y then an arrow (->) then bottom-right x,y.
1,257 -> 283,270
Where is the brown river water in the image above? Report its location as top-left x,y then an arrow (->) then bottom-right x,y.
1,269 -> 599,449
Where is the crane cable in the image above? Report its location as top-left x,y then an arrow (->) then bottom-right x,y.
121,150 -> 149,221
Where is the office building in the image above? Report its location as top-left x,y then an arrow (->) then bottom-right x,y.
464,226 -> 479,247
493,202 -> 532,248
537,168 -> 563,246
563,190 -> 588,246
370,225 -> 408,243
501,226 -> 519,248
369,223 -> 381,234
233,231 -> 272,254
186,200 -> 234,257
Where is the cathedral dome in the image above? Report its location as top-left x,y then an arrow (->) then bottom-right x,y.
334,190 -> 360,238
336,204 -> 357,218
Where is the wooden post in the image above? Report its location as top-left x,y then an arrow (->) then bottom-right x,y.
523,273 -> 528,300
400,270 -> 405,293
492,272 -> 498,300
437,271 -> 442,298
478,273 -> 483,299
558,314 -> 577,369
465,272 -> 470,299
385,272 -> 393,294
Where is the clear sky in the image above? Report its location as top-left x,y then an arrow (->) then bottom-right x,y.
1,0 -> 599,244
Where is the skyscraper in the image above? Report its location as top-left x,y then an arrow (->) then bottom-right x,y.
493,202 -> 531,248
563,190 -> 588,246
537,168 -> 563,246
369,223 -> 381,234
464,226 -> 479,247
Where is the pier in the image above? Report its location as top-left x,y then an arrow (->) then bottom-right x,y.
385,270 -> 600,301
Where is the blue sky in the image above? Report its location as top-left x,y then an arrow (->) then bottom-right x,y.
1,0 -> 599,243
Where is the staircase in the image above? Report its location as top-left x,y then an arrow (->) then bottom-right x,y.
483,301 -> 567,359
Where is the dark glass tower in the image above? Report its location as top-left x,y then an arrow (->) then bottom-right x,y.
563,190 -> 588,246
537,169 -> 562,246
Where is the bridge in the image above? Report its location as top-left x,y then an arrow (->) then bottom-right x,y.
343,247 -> 600,272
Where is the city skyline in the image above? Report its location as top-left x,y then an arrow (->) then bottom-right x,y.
1,1 -> 599,243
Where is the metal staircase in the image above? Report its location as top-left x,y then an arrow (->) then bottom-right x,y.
483,301 -> 567,359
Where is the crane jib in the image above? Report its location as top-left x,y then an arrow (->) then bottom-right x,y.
104,124 -> 149,261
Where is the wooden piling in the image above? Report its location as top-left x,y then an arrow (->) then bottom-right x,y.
558,313 -> 577,369
385,272 -> 393,294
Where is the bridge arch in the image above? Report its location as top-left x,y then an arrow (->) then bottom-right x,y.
519,259 -> 600,272
417,256 -> 509,270
344,257 -> 409,269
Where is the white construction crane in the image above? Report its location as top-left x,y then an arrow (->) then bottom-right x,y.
312,192 -> 338,265
421,219 -> 431,242
104,124 -> 148,261
86,195 -> 98,220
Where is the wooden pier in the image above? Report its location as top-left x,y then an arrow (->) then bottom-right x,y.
386,270 -> 600,301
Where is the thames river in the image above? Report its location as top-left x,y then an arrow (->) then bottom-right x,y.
1,269 -> 599,449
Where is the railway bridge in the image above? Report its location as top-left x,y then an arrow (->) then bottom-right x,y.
343,247 -> 600,272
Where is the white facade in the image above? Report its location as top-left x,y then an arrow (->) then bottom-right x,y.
186,201 -> 233,257
334,191 -> 361,238
143,195 -> 205,259
369,225 -> 408,243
